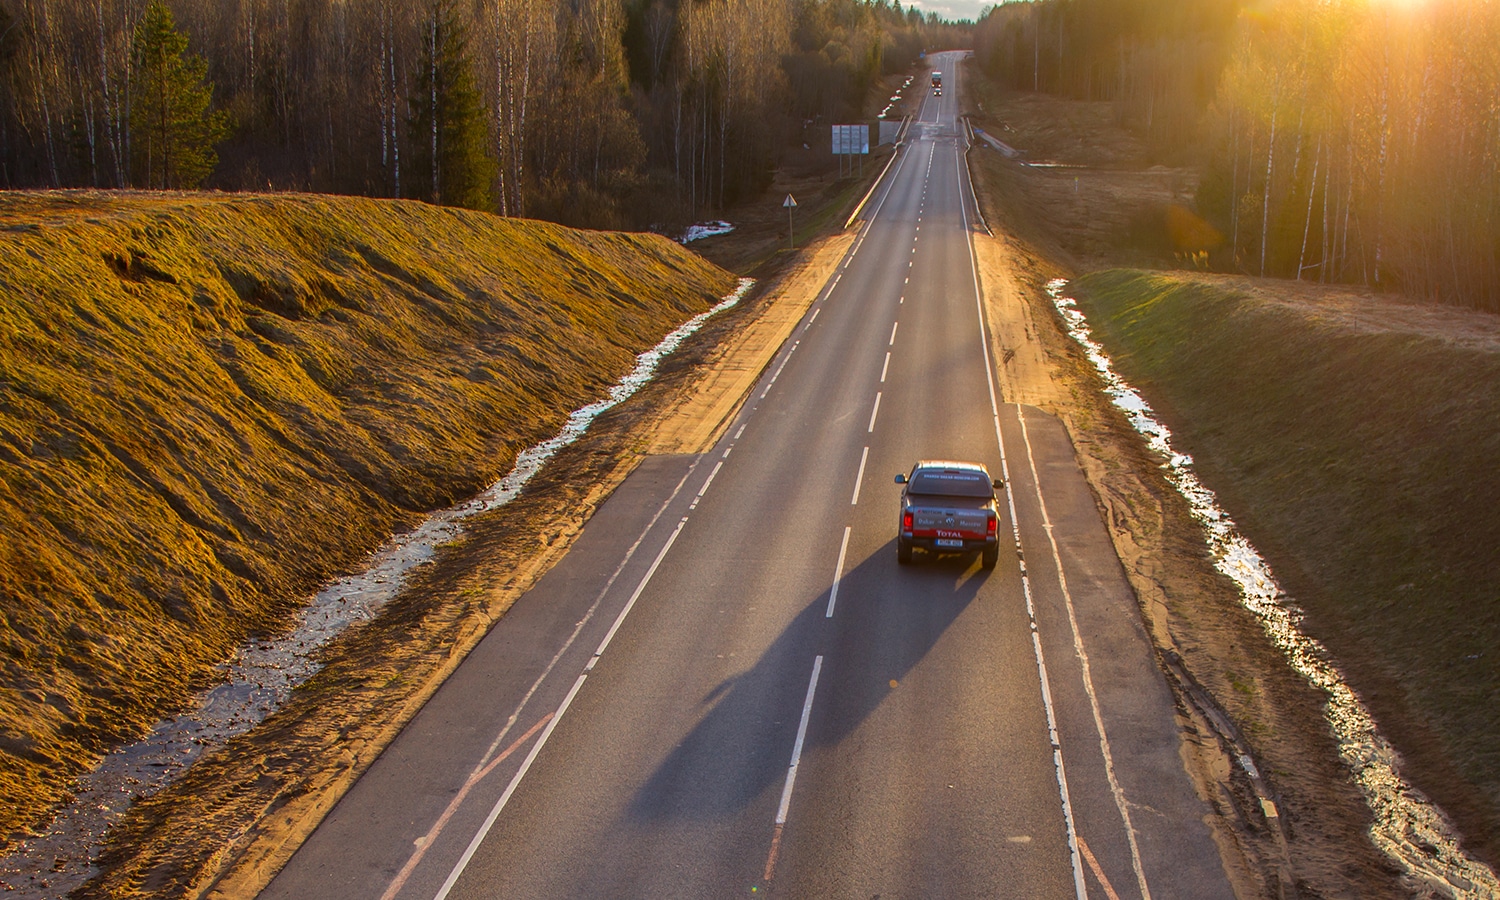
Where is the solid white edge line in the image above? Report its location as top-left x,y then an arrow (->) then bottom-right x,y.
867,392 -> 882,433
852,447 -> 869,506
1018,406 -> 1153,900
761,343 -> 798,399
695,460 -> 724,501
956,138 -> 1088,900
389,463 -> 696,900
589,517 -> 689,665
775,655 -> 824,824
825,526 -> 852,618
431,516 -> 690,900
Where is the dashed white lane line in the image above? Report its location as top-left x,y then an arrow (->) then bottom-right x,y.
808,307 -> 821,325
761,340 -> 799,399
867,392 -> 882,433
432,516 -> 691,900
689,460 -> 723,510
735,423 -> 746,440
825,527 -> 851,618
762,654 -> 824,882
881,352 -> 891,383
851,447 -> 869,505
889,321 -> 899,346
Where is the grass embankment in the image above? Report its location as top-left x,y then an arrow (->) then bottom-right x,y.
0,191 -> 734,844
1071,269 -> 1500,864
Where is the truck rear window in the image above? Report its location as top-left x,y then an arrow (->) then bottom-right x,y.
909,470 -> 991,497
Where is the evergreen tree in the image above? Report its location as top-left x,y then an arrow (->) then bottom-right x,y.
409,0 -> 496,211
129,2 -> 230,189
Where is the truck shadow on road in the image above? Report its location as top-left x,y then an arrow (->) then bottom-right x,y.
625,536 -> 997,824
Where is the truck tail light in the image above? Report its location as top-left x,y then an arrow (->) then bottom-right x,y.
903,512 -> 913,531
987,515 -> 998,536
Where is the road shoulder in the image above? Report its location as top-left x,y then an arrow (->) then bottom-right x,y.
969,221 -> 1408,896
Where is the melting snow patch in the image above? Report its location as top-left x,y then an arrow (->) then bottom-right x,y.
0,277 -> 756,899
679,220 -> 734,243
1045,277 -> 1500,899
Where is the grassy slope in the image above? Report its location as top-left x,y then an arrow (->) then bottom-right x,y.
0,191 -> 733,841
1072,269 -> 1500,860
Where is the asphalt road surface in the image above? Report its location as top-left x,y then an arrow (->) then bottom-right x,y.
262,52 -> 1236,900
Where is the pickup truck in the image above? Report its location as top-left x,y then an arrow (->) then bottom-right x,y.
895,460 -> 1002,568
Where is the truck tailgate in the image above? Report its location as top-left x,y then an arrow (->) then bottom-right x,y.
911,507 -> 990,538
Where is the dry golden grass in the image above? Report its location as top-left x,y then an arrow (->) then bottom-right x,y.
0,190 -> 733,843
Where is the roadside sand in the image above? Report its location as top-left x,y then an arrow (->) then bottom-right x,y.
645,233 -> 855,455
974,231 -> 1063,411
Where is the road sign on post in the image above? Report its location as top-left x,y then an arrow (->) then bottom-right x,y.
833,124 -> 870,177
783,194 -> 798,249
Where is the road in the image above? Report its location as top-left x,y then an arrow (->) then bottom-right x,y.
261,52 -> 1236,899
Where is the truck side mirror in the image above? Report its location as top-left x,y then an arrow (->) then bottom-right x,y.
993,479 -> 1004,488
894,474 -> 907,484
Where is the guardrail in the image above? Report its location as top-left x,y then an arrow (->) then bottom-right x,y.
844,116 -> 909,230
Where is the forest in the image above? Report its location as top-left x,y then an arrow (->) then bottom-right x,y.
0,0 -> 968,229
976,0 -> 1500,313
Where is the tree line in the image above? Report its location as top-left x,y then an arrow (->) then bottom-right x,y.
975,0 -> 1500,314
0,0 -> 967,229
973,0 -> 1238,156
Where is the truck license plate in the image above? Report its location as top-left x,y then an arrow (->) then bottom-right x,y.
935,538 -> 964,548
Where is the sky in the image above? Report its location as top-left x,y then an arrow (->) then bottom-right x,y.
904,0 -> 995,24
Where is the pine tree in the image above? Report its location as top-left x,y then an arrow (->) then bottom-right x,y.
409,0 -> 496,211
129,2 -> 230,189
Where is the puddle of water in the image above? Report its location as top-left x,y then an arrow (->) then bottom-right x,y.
1044,278 -> 1500,899
0,277 -> 755,897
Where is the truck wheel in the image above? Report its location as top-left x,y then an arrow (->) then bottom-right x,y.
981,545 -> 999,569
897,540 -> 913,564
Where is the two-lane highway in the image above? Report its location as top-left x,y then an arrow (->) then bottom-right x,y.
262,52 -> 1236,899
